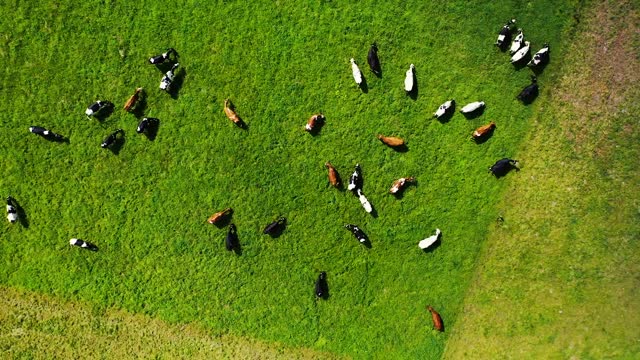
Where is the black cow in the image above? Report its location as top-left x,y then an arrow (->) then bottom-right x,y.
85,100 -> 111,119
226,223 -> 239,251
347,163 -> 363,191
496,19 -> 516,49
29,126 -> 65,141
101,129 -> 124,149
345,224 -> 368,244
136,117 -> 159,134
69,238 -> 98,251
315,271 -> 328,299
263,217 -> 286,235
517,76 -> 539,104
367,43 -> 381,76
148,48 -> 176,65
6,196 -> 18,223
489,158 -> 519,177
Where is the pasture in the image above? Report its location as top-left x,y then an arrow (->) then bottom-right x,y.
2,0 -> 638,358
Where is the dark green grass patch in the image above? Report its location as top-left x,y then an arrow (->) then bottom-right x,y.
0,0 -> 577,357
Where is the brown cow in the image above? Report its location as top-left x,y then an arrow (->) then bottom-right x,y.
427,306 -> 444,332
325,162 -> 341,188
472,121 -> 496,140
377,134 -> 405,147
208,208 -> 233,225
305,113 -> 325,133
224,99 -> 244,127
389,177 -> 415,194
124,88 -> 143,112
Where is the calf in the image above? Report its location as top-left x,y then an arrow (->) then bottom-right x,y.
433,99 -> 455,119
496,19 -> 516,49
124,87 -> 143,112
325,162 -> 341,188
472,122 -> 496,140
347,163 -> 362,191
404,64 -> 415,92
263,217 -> 286,235
207,208 -> 233,225
509,28 -> 524,54
389,177 -> 415,194
489,158 -> 519,177
427,306 -> 444,332
419,229 -> 441,250
459,101 -> 485,115
305,113 -> 325,133
345,224 -> 368,244
69,238 -> 98,251
148,48 -> 176,65
367,43 -> 381,75
159,63 -> 179,92
225,224 -> 239,251
29,126 -> 65,141
350,58 -> 363,85
101,129 -> 124,149
528,43 -> 550,67
517,76 -> 539,104
85,100 -> 111,119
315,271 -> 328,299
510,41 -> 530,64
136,117 -> 159,134
6,196 -> 18,223
224,99 -> 244,127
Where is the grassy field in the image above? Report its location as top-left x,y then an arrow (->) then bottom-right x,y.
1,0 -> 626,358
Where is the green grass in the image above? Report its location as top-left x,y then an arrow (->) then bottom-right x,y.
1,0 -> 581,358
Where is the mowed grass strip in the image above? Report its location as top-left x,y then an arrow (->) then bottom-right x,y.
445,0 -> 640,358
1,0 -> 577,357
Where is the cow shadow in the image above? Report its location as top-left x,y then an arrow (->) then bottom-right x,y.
81,242 -> 99,252
512,53 -> 532,71
131,97 -> 148,119
518,88 -> 539,105
461,107 -> 485,120
530,58 -> 550,76
370,205 -> 378,218
307,121 -> 325,136
169,68 -> 186,100
422,234 -> 442,254
372,66 -> 382,79
436,109 -> 455,123
407,71 -> 418,100
12,198 -> 29,228
391,144 -> 409,153
316,282 -> 330,300
94,103 -> 114,122
38,133 -> 70,144
213,215 -> 232,229
143,120 -> 160,141
359,76 -> 369,93
266,221 -> 286,238
497,34 -> 512,52
232,242 -> 243,256
108,135 -> 125,155
233,117 -> 248,130
473,129 -> 495,144
392,181 -> 417,199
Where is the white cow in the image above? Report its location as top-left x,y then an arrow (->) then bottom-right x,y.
350,58 -> 362,85
509,29 -> 524,54
404,64 -> 415,92
419,229 -> 441,250
433,100 -> 455,119
511,41 -> 531,63
357,189 -> 372,213
460,101 -> 485,114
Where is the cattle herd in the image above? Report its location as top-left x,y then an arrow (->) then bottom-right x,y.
6,19 -> 548,333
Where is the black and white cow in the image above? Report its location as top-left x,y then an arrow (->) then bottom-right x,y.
85,100 -> 111,119
101,129 -> 124,149
148,48 -> 176,65
433,99 -> 455,119
509,28 -> 524,55
367,43 -> 381,76
528,43 -> 550,67
225,223 -> 239,251
315,271 -> 328,299
69,238 -> 98,251
489,158 -> 519,177
263,217 -> 286,235
6,196 -> 18,223
496,19 -> 516,49
347,163 -> 363,191
136,117 -> 159,134
29,126 -> 65,141
345,224 -> 368,244
510,41 -> 530,64
159,63 -> 180,92
517,76 -> 539,104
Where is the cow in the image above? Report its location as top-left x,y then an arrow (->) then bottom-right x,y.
325,162 -> 341,188
124,87 -> 143,112
350,58 -> 363,85
496,19 -> 516,49
345,224 -> 368,244
148,48 -> 176,65
517,76 -> 538,104
510,41 -> 530,64
136,117 -> 159,134
224,99 -> 244,128
29,126 -> 65,141
377,135 -> 405,148
472,122 -> 496,140
207,208 -> 233,225
225,224 -> 239,251
459,101 -> 485,115
6,196 -> 17,223
367,43 -> 381,75
263,217 -> 286,235
305,113 -> 325,133
69,238 -> 98,251
404,64 -> 415,92
85,100 -> 111,119
315,271 -> 328,299
433,99 -> 455,119
389,177 -> 415,194
101,129 -> 124,149
509,28 -> 524,54
419,229 -> 441,250
489,158 -> 519,177
159,63 -> 179,92
356,188 -> 373,213
427,306 -> 444,332
528,43 -> 550,67
347,163 -> 362,191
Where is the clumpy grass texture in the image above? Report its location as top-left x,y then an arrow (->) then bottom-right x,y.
0,0 -> 579,358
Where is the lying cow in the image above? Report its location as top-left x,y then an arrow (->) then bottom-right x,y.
356,189 -> 373,214
208,208 -> 233,225
224,99 -> 245,128
510,41 -> 530,64
350,58 -> 363,85
528,43 -> 550,67
136,117 -> 159,134
69,238 -> 98,251
459,101 -> 485,115
29,126 -> 65,141
489,158 -> 519,177
419,229 -> 441,250
496,19 -> 516,49
305,113 -> 325,133
263,217 -> 286,235
509,29 -> 524,54
472,122 -> 496,141
389,177 -> 415,194
325,162 -> 341,188
433,99 -> 455,120
6,196 -> 18,223
315,271 -> 328,299
148,48 -> 176,65
517,76 -> 538,104
367,43 -> 381,76
427,306 -> 444,332
404,64 -> 415,93
85,100 -> 111,119
347,163 -> 362,191
101,129 -> 124,149
124,87 -> 143,112
225,224 -> 240,251
159,63 -> 179,92
345,224 -> 368,244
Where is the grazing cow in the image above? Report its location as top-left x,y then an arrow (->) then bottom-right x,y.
472,122 -> 496,140
263,217 -> 286,235
305,113 -> 325,133
29,126 -> 65,141
347,163 -> 362,191
460,101 -> 485,114
427,306 -> 444,332
315,271 -> 328,299
325,162 -> 341,188
136,117 -> 159,134
124,87 -> 143,112
101,129 -> 124,149
225,224 -> 239,251
389,177 -> 415,194
356,188 -> 373,213
528,43 -> 550,67
510,41 -> 531,64
207,208 -> 233,225
496,19 -> 516,48
404,64 -> 415,92
69,238 -> 98,251
509,29 -> 524,54
224,99 -> 244,127
418,229 -> 441,250
489,158 -> 519,177
6,196 -> 18,223
148,48 -> 176,65
367,43 -> 381,75
350,58 -> 363,85
517,76 -> 538,103
377,134 -> 405,148
85,100 -> 110,119
433,99 -> 455,119
159,63 -> 179,92
345,224 -> 368,244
